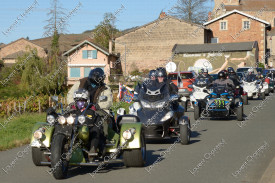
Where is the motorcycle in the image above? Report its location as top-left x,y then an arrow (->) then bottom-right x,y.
194,84 -> 243,121
189,78 -> 211,108
241,80 -> 265,100
125,83 -> 191,145
30,96 -> 146,179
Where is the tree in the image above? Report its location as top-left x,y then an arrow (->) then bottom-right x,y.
93,13 -> 119,49
169,0 -> 210,24
43,0 -> 67,37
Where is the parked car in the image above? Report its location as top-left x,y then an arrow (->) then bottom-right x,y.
168,71 -> 196,111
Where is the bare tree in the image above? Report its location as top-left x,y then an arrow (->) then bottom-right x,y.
43,0 -> 67,36
169,0 -> 210,24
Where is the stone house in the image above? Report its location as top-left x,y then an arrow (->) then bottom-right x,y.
0,38 -> 47,66
63,40 -> 119,85
114,15 -> 209,74
267,29 -> 275,67
204,10 -> 270,63
172,41 -> 259,73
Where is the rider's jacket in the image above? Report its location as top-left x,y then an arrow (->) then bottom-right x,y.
135,79 -> 178,95
212,78 -> 235,89
71,106 -> 97,126
228,73 -> 241,86
196,75 -> 213,84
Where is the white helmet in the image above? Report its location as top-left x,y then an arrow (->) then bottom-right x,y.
73,88 -> 89,101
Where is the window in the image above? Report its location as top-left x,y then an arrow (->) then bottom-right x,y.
211,37 -> 219,43
84,67 -> 91,77
82,50 -> 97,59
243,20 -> 250,30
220,21 -> 227,30
70,67 -> 80,78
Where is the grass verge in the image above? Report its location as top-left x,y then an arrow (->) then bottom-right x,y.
0,113 -> 45,151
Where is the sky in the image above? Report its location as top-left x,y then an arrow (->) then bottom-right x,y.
0,0 -> 214,44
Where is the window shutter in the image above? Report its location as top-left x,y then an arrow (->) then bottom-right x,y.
82,50 -> 88,59
92,50 -> 97,59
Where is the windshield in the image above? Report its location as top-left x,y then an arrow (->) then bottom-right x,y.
180,73 -> 193,79
212,84 -> 229,94
168,74 -> 178,80
236,68 -> 250,73
194,77 -> 210,87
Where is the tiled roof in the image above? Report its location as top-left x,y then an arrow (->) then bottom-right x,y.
3,51 -> 27,59
225,0 -> 275,11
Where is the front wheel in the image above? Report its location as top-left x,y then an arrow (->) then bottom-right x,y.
32,147 -> 45,166
51,135 -> 69,179
123,132 -> 146,167
194,105 -> 201,120
180,123 -> 190,145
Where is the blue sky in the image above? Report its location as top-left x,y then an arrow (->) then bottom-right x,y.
0,0 -> 214,44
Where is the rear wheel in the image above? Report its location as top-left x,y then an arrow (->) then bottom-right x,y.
180,122 -> 190,145
51,135 -> 68,179
259,92 -> 265,100
181,101 -> 188,112
236,106 -> 243,121
242,95 -> 248,105
123,132 -> 146,167
32,147 -> 45,166
194,105 -> 201,120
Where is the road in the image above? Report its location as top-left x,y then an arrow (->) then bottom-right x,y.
1,94 -> 275,183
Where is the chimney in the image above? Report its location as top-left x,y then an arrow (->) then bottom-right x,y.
109,39 -> 112,54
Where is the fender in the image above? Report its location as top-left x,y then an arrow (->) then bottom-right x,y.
30,122 -> 54,148
120,123 -> 143,149
179,116 -> 190,126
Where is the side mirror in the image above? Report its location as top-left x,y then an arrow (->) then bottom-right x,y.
188,84 -> 193,89
99,95 -> 107,102
117,108 -> 126,115
51,96 -> 58,104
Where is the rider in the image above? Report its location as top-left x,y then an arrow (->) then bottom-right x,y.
245,68 -> 257,82
134,69 -> 156,96
212,71 -> 235,91
155,67 -> 178,95
79,68 -> 113,144
73,88 -> 102,155
196,68 -> 213,84
228,67 -> 241,86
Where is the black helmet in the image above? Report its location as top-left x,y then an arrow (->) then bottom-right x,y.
88,68 -> 105,85
156,67 -> 167,78
218,71 -> 226,79
148,70 -> 156,79
228,67 -> 235,73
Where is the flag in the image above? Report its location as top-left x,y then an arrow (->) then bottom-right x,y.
118,83 -> 134,103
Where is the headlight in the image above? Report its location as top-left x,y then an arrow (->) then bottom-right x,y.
122,128 -> 136,140
160,111 -> 174,122
46,115 -> 55,124
33,130 -> 43,140
58,116 -> 66,125
78,115 -> 85,124
67,115 -> 74,125
141,100 -> 151,108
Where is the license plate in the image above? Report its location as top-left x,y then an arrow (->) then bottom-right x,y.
179,89 -> 186,92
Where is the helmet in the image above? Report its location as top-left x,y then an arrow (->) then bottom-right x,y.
228,67 -> 235,73
218,71 -> 226,79
73,88 -> 89,109
148,70 -> 156,79
88,68 -> 105,85
156,67 -> 167,78
201,68 -> 208,73
248,68 -> 254,73
222,70 -> 228,78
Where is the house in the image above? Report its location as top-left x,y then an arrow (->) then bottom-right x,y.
267,29 -> 275,67
115,14 -> 209,74
172,41 -> 259,73
63,40 -> 119,85
204,10 -> 271,64
0,38 -> 47,65
212,0 -> 275,28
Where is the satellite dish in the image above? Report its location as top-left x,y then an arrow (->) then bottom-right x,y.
166,62 -> 177,72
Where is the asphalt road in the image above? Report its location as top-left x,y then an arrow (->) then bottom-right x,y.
1,94 -> 275,183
